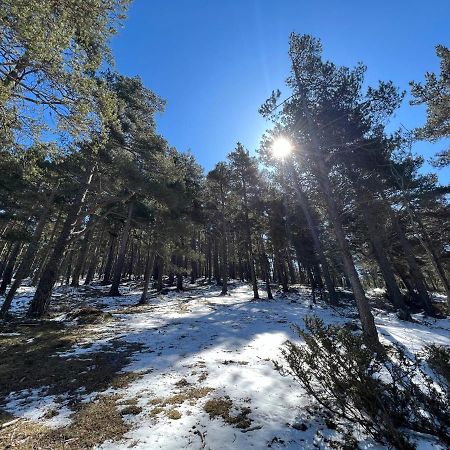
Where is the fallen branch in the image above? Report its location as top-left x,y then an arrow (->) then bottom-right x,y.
1,418 -> 20,428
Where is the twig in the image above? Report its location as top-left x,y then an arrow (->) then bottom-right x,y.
1,418 -> 20,428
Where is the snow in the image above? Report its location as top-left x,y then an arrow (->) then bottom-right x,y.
4,388 -> 72,428
1,282 -> 449,449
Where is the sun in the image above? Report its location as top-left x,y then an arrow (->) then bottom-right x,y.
271,137 -> 292,159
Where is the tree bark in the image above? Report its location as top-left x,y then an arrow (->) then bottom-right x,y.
0,242 -> 21,296
414,214 -> 450,312
259,236 -> 273,299
71,217 -> 94,287
27,167 -> 95,318
319,173 -> 379,346
354,191 -> 410,316
139,245 -> 156,304
1,201 -> 52,317
392,216 -> 434,315
109,202 -> 134,296
0,242 -> 13,280
219,185 -> 228,295
220,231 -> 228,295
241,179 -> 259,299
101,231 -> 117,285
84,228 -> 104,285
289,172 -> 338,304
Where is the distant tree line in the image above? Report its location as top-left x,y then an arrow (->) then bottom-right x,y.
0,2 -> 448,349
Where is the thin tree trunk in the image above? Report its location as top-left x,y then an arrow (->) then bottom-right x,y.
258,236 -> 273,299
392,215 -> 434,315
1,201 -> 52,317
71,218 -> 94,287
64,250 -> 74,285
0,242 -> 13,280
320,172 -> 379,346
0,242 -> 21,296
220,231 -> 228,295
102,232 -> 117,285
291,177 -> 338,304
31,210 -> 63,286
219,185 -> 228,295
109,202 -> 134,296
355,192 -> 410,317
242,180 -> 259,299
139,245 -> 156,305
84,229 -> 104,285
176,272 -> 183,291
414,214 -> 450,312
156,255 -> 164,292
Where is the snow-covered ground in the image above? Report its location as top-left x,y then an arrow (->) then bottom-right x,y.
1,282 -> 449,449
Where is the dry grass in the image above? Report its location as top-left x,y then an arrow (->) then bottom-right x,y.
174,378 -> 190,388
66,306 -> 113,324
0,317 -> 148,448
146,386 -> 214,422
204,397 -> 252,429
149,406 -> 164,417
154,387 -> 214,407
120,405 -> 142,416
0,394 -> 130,449
166,408 -> 182,420
0,320 -> 144,408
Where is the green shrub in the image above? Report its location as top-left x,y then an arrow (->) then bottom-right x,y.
276,317 -> 449,450
423,343 -> 450,385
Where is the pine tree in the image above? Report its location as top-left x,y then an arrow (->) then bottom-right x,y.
411,45 -> 450,167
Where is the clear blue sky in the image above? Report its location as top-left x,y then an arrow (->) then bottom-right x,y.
111,0 -> 450,184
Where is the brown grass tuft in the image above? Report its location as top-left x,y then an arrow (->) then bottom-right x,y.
204,397 -> 252,429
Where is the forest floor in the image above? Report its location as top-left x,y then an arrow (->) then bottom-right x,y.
0,281 -> 449,449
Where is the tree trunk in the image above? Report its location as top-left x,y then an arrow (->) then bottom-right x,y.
27,167 -> 95,318
322,179 -> 379,344
71,218 -> 93,287
414,214 -> 450,312
259,237 -> 273,300
392,215 -> 434,315
0,242 -> 13,280
1,202 -> 52,317
109,202 -> 134,296
84,229 -> 104,285
289,168 -> 338,304
290,59 -> 379,348
307,266 -> 316,304
355,193 -> 410,317
0,242 -> 21,296
219,184 -> 228,295
155,255 -> 164,292
176,272 -> 183,291
64,250 -> 74,285
102,232 -> 117,285
139,245 -> 156,305
220,231 -> 228,295
240,179 -> 259,299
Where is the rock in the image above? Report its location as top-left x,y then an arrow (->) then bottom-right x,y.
292,422 -> 308,431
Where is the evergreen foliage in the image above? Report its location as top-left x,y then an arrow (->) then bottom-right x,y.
276,317 -> 450,449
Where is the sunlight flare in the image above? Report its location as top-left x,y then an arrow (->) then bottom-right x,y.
271,137 -> 292,159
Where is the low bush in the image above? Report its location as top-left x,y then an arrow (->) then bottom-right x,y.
275,317 -> 449,449
423,343 -> 450,385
